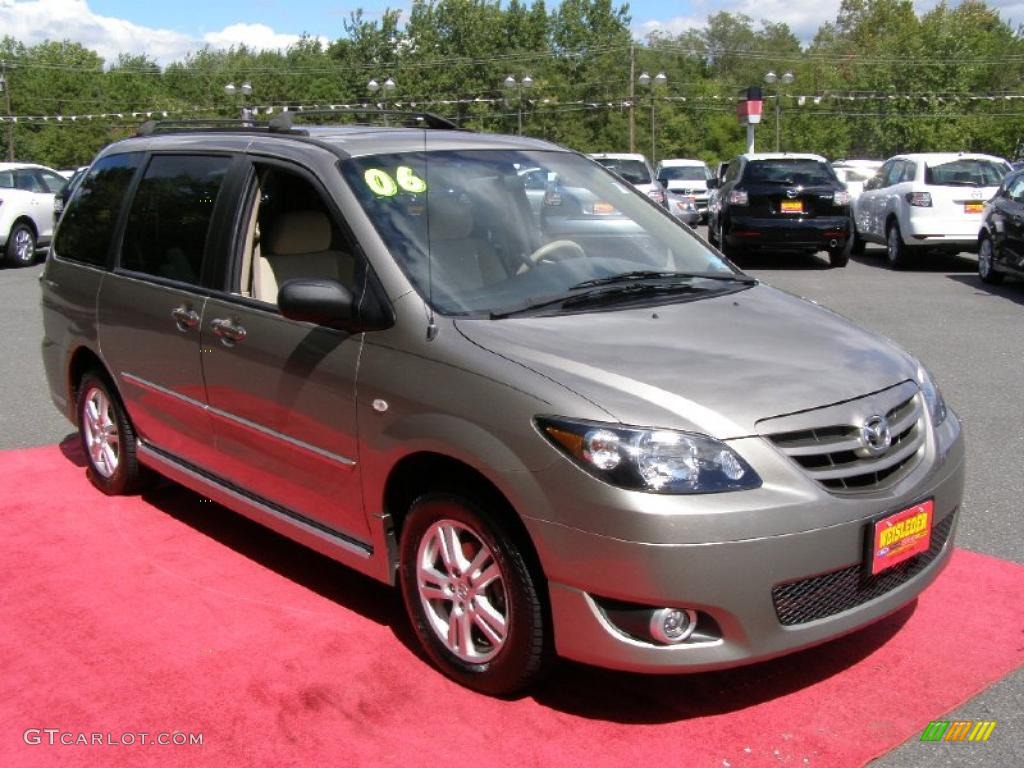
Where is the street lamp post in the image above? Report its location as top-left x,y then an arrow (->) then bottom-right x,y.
637,71 -> 667,164
1,61 -> 12,160
763,70 -> 794,152
224,81 -> 254,125
368,77 -> 397,123
502,75 -> 533,135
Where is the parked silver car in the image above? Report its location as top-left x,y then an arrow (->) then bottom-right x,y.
41,116 -> 964,695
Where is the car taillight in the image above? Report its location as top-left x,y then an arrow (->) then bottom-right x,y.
728,190 -> 748,205
905,192 -> 932,207
833,190 -> 851,205
648,188 -> 666,205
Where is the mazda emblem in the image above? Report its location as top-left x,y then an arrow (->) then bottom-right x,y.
859,415 -> 892,457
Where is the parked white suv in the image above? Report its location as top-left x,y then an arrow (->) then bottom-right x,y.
853,152 -> 1011,268
656,158 -> 712,221
0,162 -> 65,267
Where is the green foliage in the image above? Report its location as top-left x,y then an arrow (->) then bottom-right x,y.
1,1 -> 1023,169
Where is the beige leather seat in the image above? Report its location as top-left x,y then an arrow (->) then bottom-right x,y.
427,196 -> 508,292
253,210 -> 355,303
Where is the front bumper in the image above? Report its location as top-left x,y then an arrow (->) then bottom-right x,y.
726,215 -> 851,251
520,412 -> 965,673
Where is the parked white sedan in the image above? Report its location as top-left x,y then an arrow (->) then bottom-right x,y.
852,152 -> 1011,268
0,162 -> 66,267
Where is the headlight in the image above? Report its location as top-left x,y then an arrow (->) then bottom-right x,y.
917,366 -> 948,427
537,417 -> 761,494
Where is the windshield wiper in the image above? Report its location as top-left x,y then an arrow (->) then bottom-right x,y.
571,270 -> 756,289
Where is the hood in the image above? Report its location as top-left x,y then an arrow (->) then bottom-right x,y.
454,284 -> 917,438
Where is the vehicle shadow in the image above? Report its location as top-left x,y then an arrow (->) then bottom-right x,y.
732,251 -> 832,270
56,434 -> 916,723
59,433 -> 87,467
851,248 -> 977,273
946,273 -> 1024,306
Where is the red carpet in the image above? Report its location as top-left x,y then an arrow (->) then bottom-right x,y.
1,441 -> 1022,768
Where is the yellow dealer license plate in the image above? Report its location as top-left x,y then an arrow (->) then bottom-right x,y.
964,201 -> 984,214
869,500 -> 933,576
780,200 -> 803,213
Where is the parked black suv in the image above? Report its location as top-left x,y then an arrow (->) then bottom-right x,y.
707,153 -> 852,267
978,167 -> 1024,285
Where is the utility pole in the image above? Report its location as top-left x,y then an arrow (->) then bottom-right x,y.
0,61 -> 12,161
628,45 -> 635,153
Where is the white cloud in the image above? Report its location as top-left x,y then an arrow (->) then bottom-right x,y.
0,0 -> 324,65
635,16 -> 704,39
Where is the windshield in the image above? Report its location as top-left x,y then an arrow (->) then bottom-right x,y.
659,166 -> 709,182
592,157 -> 652,185
924,159 -> 1008,187
743,159 -> 837,186
340,149 -> 738,317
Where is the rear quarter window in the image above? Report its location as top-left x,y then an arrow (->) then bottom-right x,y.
53,153 -> 144,268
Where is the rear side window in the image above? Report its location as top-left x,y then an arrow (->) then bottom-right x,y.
120,155 -> 231,285
54,153 -> 143,268
924,159 -> 1007,187
14,169 -> 42,192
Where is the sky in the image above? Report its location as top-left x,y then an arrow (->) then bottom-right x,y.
1,0 -> 1022,65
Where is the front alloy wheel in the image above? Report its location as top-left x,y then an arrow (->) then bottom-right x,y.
416,519 -> 509,664
978,237 -> 1003,284
399,492 -> 550,695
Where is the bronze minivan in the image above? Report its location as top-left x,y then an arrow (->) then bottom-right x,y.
41,116 -> 964,695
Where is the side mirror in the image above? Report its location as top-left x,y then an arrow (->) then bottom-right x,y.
278,279 -> 356,329
706,177 -> 720,190
864,177 -> 880,191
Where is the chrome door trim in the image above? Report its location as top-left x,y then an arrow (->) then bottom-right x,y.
121,372 -> 357,468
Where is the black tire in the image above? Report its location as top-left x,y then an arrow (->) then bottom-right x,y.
886,221 -> 913,270
5,221 -> 36,267
850,230 -> 866,256
706,218 -> 719,247
978,236 -> 1004,285
76,370 -> 148,495
398,491 -> 550,696
828,246 -> 849,268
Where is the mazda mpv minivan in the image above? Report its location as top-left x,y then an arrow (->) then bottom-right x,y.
41,114 -> 965,695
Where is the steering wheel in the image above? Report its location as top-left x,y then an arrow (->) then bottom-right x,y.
528,239 -> 586,264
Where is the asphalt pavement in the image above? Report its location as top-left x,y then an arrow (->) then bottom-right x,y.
1,239 -> 1021,765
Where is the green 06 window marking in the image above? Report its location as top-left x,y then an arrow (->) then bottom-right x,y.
363,166 -> 427,196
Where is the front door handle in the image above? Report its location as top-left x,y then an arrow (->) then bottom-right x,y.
171,305 -> 200,331
210,317 -> 247,344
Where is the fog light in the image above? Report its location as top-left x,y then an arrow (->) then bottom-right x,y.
649,607 -> 697,644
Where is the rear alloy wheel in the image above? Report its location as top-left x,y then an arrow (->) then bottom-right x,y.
399,492 -> 550,696
978,237 -> 1004,285
886,222 -> 913,270
76,371 -> 148,495
5,222 -> 36,267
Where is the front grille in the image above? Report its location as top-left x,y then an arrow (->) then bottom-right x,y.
767,392 -> 925,494
771,511 -> 955,626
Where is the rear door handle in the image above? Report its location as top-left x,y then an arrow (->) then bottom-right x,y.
171,305 -> 200,331
210,317 -> 247,344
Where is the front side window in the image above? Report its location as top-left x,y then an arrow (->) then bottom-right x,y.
236,164 -> 361,303
924,159 -> 1008,187
53,153 -> 143,268
340,149 -> 741,317
120,155 -> 231,285
743,159 -> 837,186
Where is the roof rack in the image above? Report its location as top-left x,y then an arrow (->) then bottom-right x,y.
135,118 -> 303,137
267,108 -> 464,132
